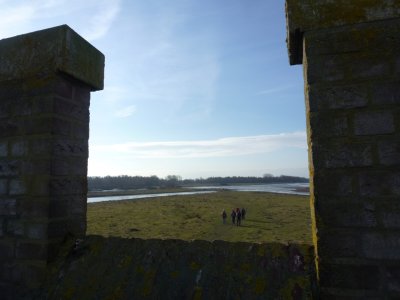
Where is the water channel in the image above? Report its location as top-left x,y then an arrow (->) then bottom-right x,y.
87,182 -> 309,203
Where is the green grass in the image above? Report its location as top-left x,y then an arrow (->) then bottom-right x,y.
87,191 -> 312,244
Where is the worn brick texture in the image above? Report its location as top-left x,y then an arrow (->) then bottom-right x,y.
0,75 -> 91,296
304,18 -> 400,298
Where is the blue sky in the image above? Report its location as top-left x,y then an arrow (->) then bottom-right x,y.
1,0 -> 308,178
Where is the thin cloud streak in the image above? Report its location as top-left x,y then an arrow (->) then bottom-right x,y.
83,0 -> 120,41
0,0 -> 120,41
120,5 -> 220,120
92,131 -> 307,158
114,105 -> 137,118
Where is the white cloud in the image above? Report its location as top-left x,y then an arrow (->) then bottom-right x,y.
92,131 -> 307,158
82,0 -> 120,41
114,105 -> 137,118
121,5 -> 220,120
0,0 -> 120,41
0,4 -> 36,38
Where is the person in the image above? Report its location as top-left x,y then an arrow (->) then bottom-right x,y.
221,209 -> 227,224
236,209 -> 242,226
231,209 -> 236,225
241,208 -> 246,220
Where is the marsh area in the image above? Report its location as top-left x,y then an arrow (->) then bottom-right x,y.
87,190 -> 312,244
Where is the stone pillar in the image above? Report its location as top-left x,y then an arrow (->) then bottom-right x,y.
286,1 -> 400,298
0,25 -> 104,296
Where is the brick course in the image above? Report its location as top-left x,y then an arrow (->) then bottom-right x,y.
0,25 -> 103,297
286,1 -> 400,297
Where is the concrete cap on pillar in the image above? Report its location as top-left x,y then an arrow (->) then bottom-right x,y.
0,24 -> 104,90
285,0 -> 400,65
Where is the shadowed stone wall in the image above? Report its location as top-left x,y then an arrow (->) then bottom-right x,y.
0,25 -> 104,298
286,1 -> 400,298
36,236 -> 316,300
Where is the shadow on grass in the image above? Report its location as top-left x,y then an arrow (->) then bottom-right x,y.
37,235 -> 317,300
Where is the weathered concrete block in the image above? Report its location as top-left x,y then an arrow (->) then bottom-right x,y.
51,158 -> 88,176
306,54 -> 390,85
371,81 -> 400,105
0,160 -> 19,177
349,55 -> 390,80
0,220 -> 4,238
21,160 -> 51,175
0,142 -> 7,157
313,171 -> 353,196
362,232 -> 400,260
0,241 -> 15,260
318,229 -> 360,258
312,142 -> 373,169
379,140 -> 400,166
26,177 -> 50,197
24,116 -> 71,137
26,223 -> 47,240
18,198 -> 48,218
387,266 -> 400,293
0,24 -> 104,296
325,143 -> 373,168
9,179 -> 26,195
69,195 -> 87,215
382,210 -> 400,229
316,201 -> 377,228
286,0 -> 400,64
28,139 -> 52,157
54,97 -> 89,122
0,199 -> 16,216
0,179 -> 7,195
48,198 -> 69,219
6,219 -> 24,236
16,241 -> 47,260
309,113 -> 349,138
0,120 -> 23,138
10,140 -> 26,157
50,178 -> 86,196
52,139 -> 88,157
319,264 -> 380,290
0,25 -> 104,90
10,263 -> 46,288
47,220 -> 69,239
308,83 -> 368,112
395,57 -> 400,76
71,122 -> 89,139
354,111 -> 395,136
359,171 -> 400,197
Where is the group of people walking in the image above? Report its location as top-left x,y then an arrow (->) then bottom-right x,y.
221,208 -> 246,226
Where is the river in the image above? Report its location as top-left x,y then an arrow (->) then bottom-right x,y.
87,182 -> 309,203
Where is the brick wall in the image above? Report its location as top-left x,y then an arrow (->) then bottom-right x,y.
286,1 -> 400,298
0,26 -> 104,298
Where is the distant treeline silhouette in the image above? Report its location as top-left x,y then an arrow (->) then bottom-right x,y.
88,175 -> 309,191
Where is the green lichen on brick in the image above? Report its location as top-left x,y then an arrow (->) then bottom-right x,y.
280,276 -> 311,299
253,277 -> 267,295
170,270 -> 179,278
190,261 -> 200,270
286,0 -> 400,64
118,255 -> 132,268
0,25 -> 104,90
192,287 -> 202,300
269,243 -> 286,258
38,236 -> 316,298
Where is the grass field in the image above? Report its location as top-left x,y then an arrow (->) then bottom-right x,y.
87,191 -> 312,244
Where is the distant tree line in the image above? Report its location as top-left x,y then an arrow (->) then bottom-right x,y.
88,174 -> 308,191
